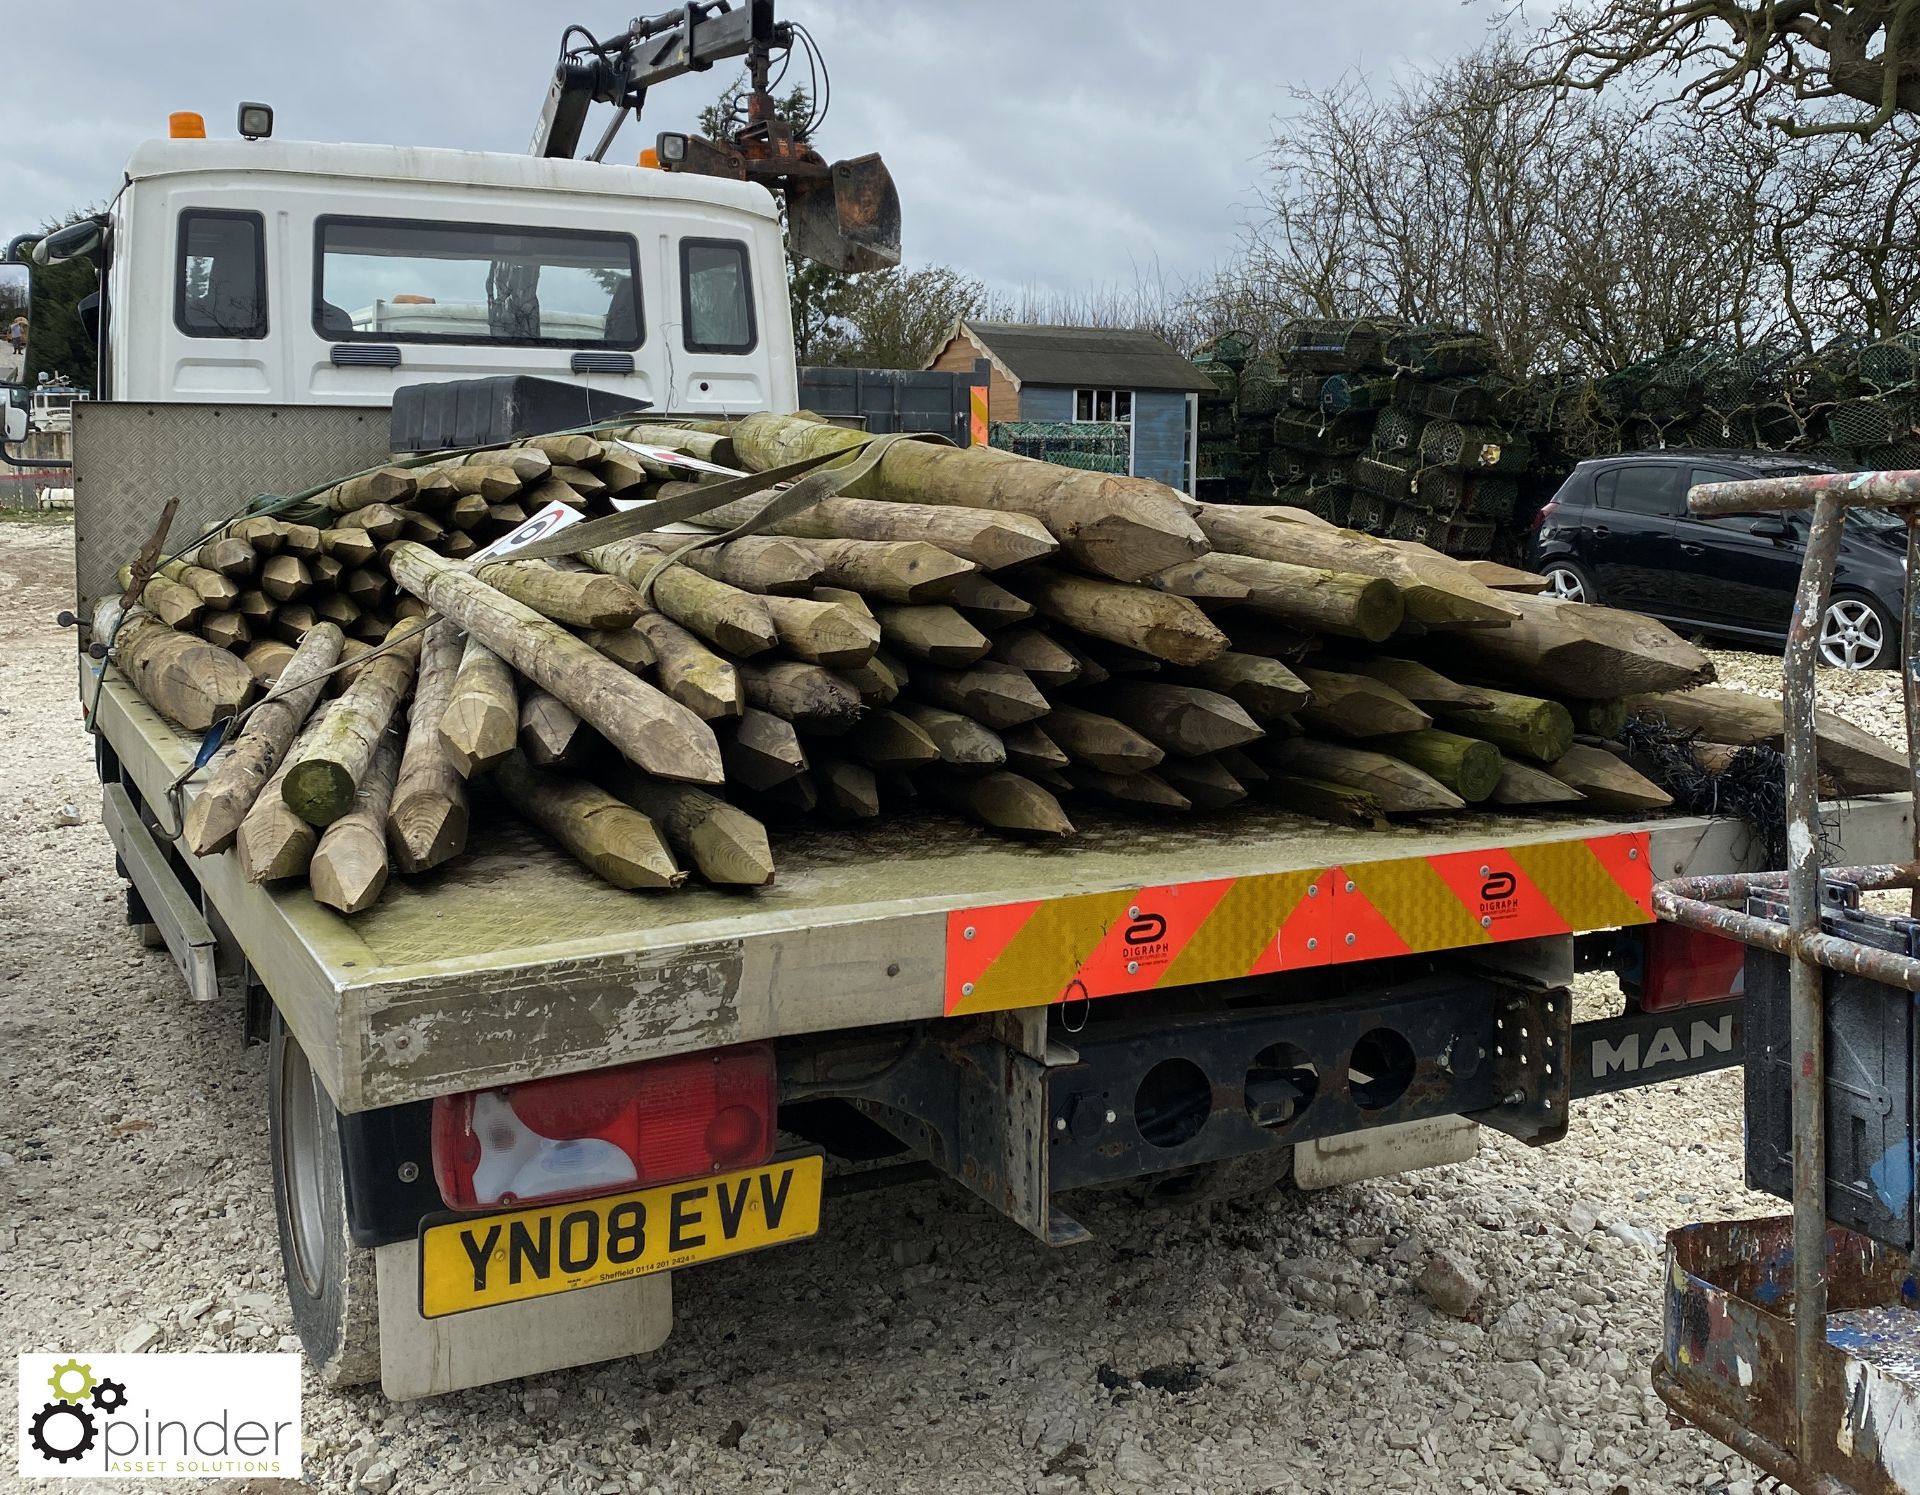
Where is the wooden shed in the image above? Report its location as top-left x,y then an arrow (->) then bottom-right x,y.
924,321 -> 1214,494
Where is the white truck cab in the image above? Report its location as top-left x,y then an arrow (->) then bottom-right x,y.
93,137 -> 798,415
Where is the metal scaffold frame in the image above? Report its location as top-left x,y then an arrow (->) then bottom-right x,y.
1654,467 -> 1920,1494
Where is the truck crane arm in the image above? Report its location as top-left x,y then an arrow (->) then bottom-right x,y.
532,1 -> 901,273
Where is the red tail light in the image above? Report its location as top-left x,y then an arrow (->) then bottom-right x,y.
1634,922 -> 1747,1011
431,1044 -> 777,1211
1529,503 -> 1554,534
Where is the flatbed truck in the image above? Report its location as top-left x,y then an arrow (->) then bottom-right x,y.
65,399 -> 1916,1396
8,32 -> 1913,1400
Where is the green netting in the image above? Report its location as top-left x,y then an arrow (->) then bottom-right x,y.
989,421 -> 1130,473
1280,318 -> 1393,373
1234,358 -> 1284,416
1197,402 -> 1236,439
1636,383 -> 1695,419
1403,378 -> 1493,422
1858,332 -> 1920,392
1370,405 -> 1427,454
1385,327 -> 1495,378
1268,447 -> 1311,485
1791,342 -> 1864,406
1193,330 -> 1255,371
1198,443 -> 1246,482
1419,420 -> 1510,469
1461,475 -> 1519,519
1353,453 -> 1417,502
1312,455 -> 1353,488
1294,485 -> 1353,525
1319,372 -> 1399,415
1750,403 -> 1804,448
1347,489 -> 1390,533
1444,517 -> 1498,556
1623,416 -> 1678,450
1272,409 -> 1372,454
1410,466 -> 1465,515
1859,441 -> 1920,470
1176,316 -> 1920,559
1386,502 -> 1445,543
1286,372 -> 1331,408
1826,398 -> 1909,448
1679,410 -> 1737,447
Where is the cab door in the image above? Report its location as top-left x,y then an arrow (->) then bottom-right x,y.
168,209 -> 273,397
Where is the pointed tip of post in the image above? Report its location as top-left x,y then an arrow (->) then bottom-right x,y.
311,857 -> 389,915
388,798 -> 470,873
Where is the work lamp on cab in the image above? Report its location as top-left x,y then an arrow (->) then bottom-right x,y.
237,102 -> 275,141
655,132 -> 689,165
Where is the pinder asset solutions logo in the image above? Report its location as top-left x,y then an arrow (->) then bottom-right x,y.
17,1353 -> 302,1480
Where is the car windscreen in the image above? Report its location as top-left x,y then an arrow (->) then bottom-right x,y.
314,217 -> 642,348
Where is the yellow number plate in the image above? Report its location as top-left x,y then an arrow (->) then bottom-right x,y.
417,1154 -> 824,1319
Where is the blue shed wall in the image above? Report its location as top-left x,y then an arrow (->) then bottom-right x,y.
1019,386 -> 1074,422
1014,384 -> 1190,489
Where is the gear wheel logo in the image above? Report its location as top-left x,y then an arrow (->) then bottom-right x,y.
28,1399 -> 97,1463
90,1377 -> 129,1414
47,1358 -> 96,1404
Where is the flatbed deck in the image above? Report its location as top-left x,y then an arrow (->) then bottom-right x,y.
95,671 -> 1919,1113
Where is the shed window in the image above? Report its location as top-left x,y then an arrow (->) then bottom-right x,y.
177,210 -> 267,340
1073,389 -> 1132,423
680,238 -> 756,353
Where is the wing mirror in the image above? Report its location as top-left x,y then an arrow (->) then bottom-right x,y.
32,219 -> 105,266
1748,515 -> 1793,541
0,262 -> 26,390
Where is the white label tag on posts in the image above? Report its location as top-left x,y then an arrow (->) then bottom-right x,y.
468,499 -> 586,562
615,440 -> 746,478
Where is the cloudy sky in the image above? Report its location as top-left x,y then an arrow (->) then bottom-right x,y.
1,1 -> 1500,295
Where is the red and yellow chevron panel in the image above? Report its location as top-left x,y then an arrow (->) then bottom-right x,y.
944,830 -> 1651,1015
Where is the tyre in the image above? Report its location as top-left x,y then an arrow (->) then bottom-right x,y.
268,1009 -> 380,1386
1540,559 -> 1595,605
1818,591 -> 1897,670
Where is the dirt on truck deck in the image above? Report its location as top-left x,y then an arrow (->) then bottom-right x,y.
0,515 -> 1904,1495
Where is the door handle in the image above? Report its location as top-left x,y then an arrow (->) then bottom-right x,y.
1591,526 -> 1611,538
1679,542 -> 1705,556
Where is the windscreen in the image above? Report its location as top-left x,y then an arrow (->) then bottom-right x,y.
314,217 -> 642,347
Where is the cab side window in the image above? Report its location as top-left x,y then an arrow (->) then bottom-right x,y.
177,211 -> 268,340
679,239 -> 755,353
1596,464 -> 1682,516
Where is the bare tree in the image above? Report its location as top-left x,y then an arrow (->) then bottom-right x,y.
812,265 -> 997,369
1243,43 -> 1752,371
1522,1 -> 1920,139
1236,36 -> 1920,371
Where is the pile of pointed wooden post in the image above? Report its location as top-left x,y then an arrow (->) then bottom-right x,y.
112,412 -> 1758,916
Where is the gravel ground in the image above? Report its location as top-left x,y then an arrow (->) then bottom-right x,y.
1,517 -> 1907,1495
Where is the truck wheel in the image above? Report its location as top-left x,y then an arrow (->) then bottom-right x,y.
268,1009 -> 380,1386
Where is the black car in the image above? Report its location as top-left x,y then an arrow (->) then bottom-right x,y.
1525,450 -> 1908,670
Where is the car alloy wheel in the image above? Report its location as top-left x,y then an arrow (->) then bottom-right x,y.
1543,565 -> 1587,603
1818,596 -> 1888,670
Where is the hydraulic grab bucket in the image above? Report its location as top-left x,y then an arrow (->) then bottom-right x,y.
784,153 -> 902,273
